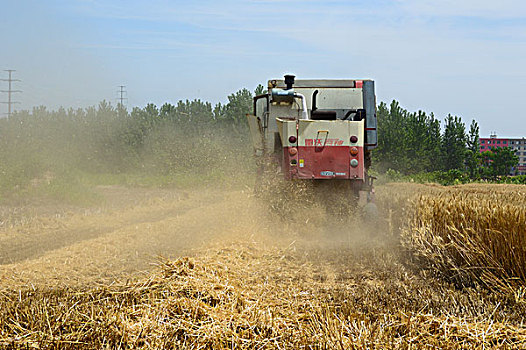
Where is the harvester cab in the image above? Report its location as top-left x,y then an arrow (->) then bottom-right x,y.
247,75 -> 378,202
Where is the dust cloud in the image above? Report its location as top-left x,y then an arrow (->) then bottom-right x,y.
0,113 -> 393,290
0,84 -> 400,295
0,179 -> 394,290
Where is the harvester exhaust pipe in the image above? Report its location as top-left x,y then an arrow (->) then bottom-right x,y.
295,93 -> 308,120
285,75 -> 308,120
284,74 -> 295,90
270,75 -> 308,119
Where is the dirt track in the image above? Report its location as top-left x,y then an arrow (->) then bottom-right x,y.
0,186 -> 265,289
0,183 -> 388,291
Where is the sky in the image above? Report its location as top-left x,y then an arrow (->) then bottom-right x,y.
1,0 -> 526,137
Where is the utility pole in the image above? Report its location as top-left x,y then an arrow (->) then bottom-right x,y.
117,85 -> 127,108
1,70 -> 21,119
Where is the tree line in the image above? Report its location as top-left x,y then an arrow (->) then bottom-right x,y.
0,86 -> 259,200
0,86 -> 520,198
374,101 -> 519,182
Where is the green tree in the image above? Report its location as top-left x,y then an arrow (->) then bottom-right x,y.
441,114 -> 466,171
405,110 -> 442,172
490,147 -> 518,178
465,120 -> 480,178
254,84 -> 266,96
375,100 -> 409,172
375,101 -> 442,174
215,88 -> 253,126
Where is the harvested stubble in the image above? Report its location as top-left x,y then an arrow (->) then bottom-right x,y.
1,238 -> 526,349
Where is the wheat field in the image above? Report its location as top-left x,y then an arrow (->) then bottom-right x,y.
0,183 -> 526,349
379,183 -> 526,293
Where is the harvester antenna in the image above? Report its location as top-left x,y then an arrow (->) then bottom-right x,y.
1,70 -> 22,119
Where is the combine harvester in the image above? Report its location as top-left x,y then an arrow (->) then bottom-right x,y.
247,75 -> 378,216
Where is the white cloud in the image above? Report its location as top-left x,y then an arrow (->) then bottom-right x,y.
397,0 -> 526,19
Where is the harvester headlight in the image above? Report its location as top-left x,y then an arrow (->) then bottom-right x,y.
288,135 -> 297,144
350,159 -> 359,168
289,147 -> 298,156
350,147 -> 359,156
350,136 -> 358,143
290,159 -> 297,166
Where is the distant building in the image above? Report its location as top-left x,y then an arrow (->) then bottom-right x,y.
479,134 -> 526,175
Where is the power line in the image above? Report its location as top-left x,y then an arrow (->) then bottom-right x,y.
117,85 -> 127,108
1,70 -> 21,119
